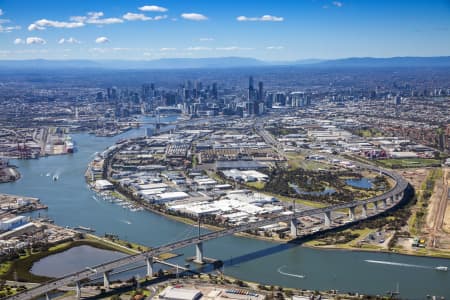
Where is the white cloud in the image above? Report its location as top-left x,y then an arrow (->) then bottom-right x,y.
28,24 -> 41,31
14,38 -> 24,44
89,47 -> 107,54
58,37 -> 80,44
112,47 -> 133,51
187,46 -> 212,51
0,9 -> 21,32
236,15 -> 284,22
153,15 -> 168,21
216,46 -> 253,51
54,12 -> 124,28
123,12 -> 151,21
160,47 -> 176,51
28,19 -> 84,31
123,12 -> 167,21
0,24 -> 20,32
266,46 -> 284,50
95,36 -> 109,44
199,37 -> 214,42
84,12 -> 123,25
139,5 -> 168,12
181,13 -> 208,21
26,37 -> 46,45
332,1 -> 343,7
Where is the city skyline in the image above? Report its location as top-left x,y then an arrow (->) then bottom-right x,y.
0,0 -> 450,61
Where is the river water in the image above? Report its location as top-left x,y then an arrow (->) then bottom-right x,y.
0,121 -> 449,299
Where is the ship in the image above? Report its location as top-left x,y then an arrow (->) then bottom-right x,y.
64,136 -> 74,153
435,266 -> 448,271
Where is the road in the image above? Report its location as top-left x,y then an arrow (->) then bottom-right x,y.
429,167 -> 449,248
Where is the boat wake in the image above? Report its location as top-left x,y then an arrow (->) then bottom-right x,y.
120,220 -> 132,225
277,266 -> 305,279
364,260 -> 431,269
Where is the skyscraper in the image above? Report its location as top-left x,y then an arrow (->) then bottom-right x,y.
212,83 -> 218,100
258,81 -> 264,101
248,76 -> 254,101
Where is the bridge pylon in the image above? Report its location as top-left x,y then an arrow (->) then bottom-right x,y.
75,281 -> 81,299
290,218 -> 299,238
324,211 -> 332,227
194,242 -> 204,264
146,256 -> 154,277
103,271 -> 110,289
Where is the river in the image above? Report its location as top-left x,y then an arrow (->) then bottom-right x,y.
0,120 -> 449,299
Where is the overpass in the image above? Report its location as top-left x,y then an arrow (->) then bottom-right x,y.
7,163 -> 409,300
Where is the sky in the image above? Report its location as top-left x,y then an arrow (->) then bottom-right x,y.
0,0 -> 449,61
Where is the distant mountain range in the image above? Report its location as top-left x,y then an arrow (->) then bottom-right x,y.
0,56 -> 449,70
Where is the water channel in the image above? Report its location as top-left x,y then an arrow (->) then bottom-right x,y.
0,120 -> 449,299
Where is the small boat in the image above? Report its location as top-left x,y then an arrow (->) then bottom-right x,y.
53,175 -> 58,181
435,266 -> 448,271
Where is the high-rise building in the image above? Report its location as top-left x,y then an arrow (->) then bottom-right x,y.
290,92 -> 310,107
142,84 -> 151,100
248,76 -> 254,101
275,92 -> 286,106
258,81 -> 263,101
212,83 -> 218,100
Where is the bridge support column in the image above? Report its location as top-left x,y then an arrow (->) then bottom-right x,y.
348,206 -> 356,221
389,196 -> 394,204
382,198 -> 387,208
194,242 -> 204,264
75,281 -> 81,300
373,201 -> 378,213
290,218 -> 298,238
397,193 -> 403,202
103,271 -> 110,290
45,293 -> 51,300
146,257 -> 154,277
323,211 -> 331,227
362,204 -> 368,218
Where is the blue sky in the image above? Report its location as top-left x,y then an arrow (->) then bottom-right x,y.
0,0 -> 449,60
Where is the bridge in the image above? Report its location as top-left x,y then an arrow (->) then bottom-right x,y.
8,162 -> 409,300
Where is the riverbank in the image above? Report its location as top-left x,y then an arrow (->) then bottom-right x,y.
97,188 -> 290,244
0,234 -> 178,283
0,192 -> 47,213
0,238 -> 124,283
0,167 -> 20,183
304,241 -> 450,260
